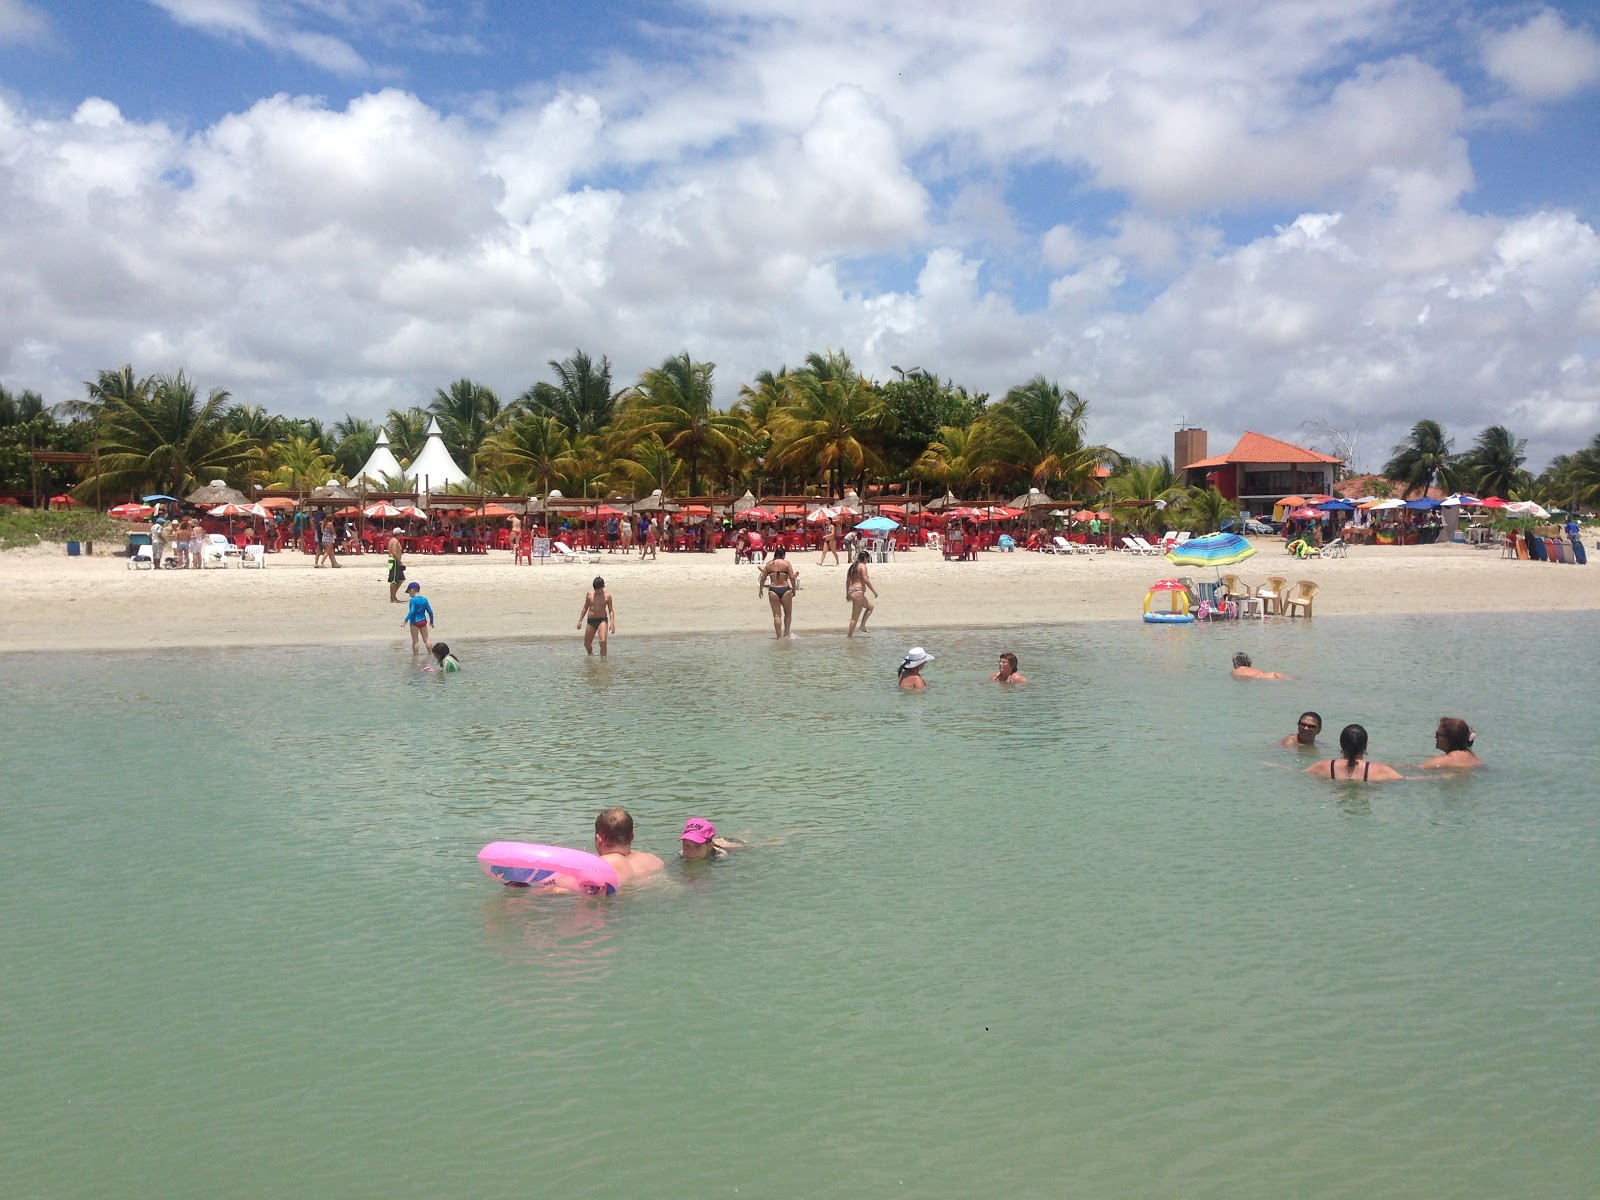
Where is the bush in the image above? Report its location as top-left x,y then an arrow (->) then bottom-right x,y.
0,508 -> 124,550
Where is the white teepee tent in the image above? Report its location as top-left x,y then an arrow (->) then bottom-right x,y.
407,418 -> 471,491
349,430 -> 407,488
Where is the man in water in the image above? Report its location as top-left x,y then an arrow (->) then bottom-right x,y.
386,529 -> 406,603
1231,652 -> 1288,680
1280,711 -> 1322,749
594,807 -> 663,884
990,652 -> 1028,683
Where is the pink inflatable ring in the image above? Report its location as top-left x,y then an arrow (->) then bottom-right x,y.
478,841 -> 619,896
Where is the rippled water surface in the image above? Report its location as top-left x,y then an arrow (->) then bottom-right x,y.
5,613 -> 1598,1199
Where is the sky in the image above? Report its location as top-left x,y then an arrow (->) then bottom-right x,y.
1,0 -> 1597,472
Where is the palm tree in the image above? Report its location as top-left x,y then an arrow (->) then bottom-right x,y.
985,375 -> 1115,498
912,424 -> 985,495
267,436 -> 337,496
0,386 -> 48,426
1456,424 -> 1529,498
1107,459 -> 1187,536
480,414 -> 581,498
613,434 -> 687,496
1565,433 -> 1600,507
429,379 -> 504,469
1382,419 -> 1456,498
80,371 -> 257,496
519,350 -> 618,437
768,351 -> 886,498
385,407 -> 430,463
615,352 -> 744,496
1185,486 -> 1238,533
330,415 -> 379,478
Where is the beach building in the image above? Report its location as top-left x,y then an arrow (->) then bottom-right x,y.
407,418 -> 472,493
1178,429 -> 1342,514
348,430 -> 407,488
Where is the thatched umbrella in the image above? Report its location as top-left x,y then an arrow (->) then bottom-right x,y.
185,479 -> 249,506
633,489 -> 680,513
309,483 -> 355,499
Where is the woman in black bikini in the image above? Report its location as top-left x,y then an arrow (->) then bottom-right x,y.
1305,723 -> 1404,782
758,548 -> 798,639
577,575 -> 615,656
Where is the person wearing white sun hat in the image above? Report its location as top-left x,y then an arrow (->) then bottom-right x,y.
898,646 -> 935,689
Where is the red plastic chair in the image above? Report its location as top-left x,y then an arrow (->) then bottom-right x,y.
494,529 -> 511,550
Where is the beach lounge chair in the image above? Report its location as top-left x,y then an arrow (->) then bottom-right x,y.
1129,536 -> 1162,555
551,540 -> 597,565
1256,575 -> 1290,615
239,544 -> 266,569
1320,538 -> 1347,559
201,533 -> 240,568
128,544 -> 154,569
1284,579 -> 1319,617
1048,536 -> 1075,555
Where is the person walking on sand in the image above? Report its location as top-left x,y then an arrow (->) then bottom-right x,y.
578,575 -> 615,656
818,516 -> 839,565
845,552 -> 877,637
758,548 -> 799,638
386,530 -> 406,603
402,581 -> 434,656
315,513 -> 340,567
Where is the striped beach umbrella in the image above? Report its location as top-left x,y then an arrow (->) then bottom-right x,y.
1164,532 -> 1257,568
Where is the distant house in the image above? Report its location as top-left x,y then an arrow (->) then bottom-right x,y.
1177,430 -> 1342,514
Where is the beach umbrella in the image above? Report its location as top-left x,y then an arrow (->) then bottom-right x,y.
207,502 -> 256,516
1165,532 -> 1257,568
109,502 -> 154,519
0,496 -> 19,505
1366,498 -> 1406,511
396,505 -> 427,519
1404,497 -> 1442,510
739,507 -> 777,522
1303,494 -> 1333,504
1317,499 -> 1356,512
1477,496 -> 1507,509
364,501 -> 405,518
945,506 -> 986,520
806,506 -> 840,523
1504,501 -> 1550,518
49,494 -> 82,507
141,494 -> 181,504
590,504 -> 627,517
1009,487 -> 1058,511
1277,495 -> 1308,509
855,515 -> 901,533
257,496 -> 299,510
1441,493 -> 1481,507
1288,506 -> 1321,519
186,481 -> 248,506
876,504 -> 907,518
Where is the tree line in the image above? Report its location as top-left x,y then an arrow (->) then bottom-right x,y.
3,358 -> 1598,523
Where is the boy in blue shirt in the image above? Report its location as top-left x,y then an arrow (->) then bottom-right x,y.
403,581 -> 435,656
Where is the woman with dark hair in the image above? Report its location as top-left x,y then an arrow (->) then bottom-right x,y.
1419,717 -> 1481,769
1306,724 -> 1404,782
758,548 -> 798,639
845,551 -> 877,637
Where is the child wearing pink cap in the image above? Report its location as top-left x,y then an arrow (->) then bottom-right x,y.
679,818 -> 743,861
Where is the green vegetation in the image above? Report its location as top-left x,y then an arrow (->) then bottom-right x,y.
0,507 -> 122,550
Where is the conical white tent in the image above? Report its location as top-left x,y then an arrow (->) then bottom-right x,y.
349,430 -> 406,488
407,418 -> 471,491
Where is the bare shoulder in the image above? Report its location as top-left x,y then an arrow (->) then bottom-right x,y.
1369,763 -> 1407,781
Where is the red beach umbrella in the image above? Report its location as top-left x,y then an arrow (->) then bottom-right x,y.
49,494 -> 81,507
109,502 -> 155,519
739,507 -> 777,522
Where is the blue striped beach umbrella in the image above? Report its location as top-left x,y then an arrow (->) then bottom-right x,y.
1165,532 -> 1257,568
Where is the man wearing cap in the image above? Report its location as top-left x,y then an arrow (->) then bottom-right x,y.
594,807 -> 663,884
678,818 -> 743,861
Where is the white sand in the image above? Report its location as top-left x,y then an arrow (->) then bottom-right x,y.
4,538 -> 1596,653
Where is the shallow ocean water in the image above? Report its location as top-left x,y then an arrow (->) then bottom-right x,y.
4,612 -> 1598,1199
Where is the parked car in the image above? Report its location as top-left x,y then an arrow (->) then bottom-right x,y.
1222,517 -> 1278,535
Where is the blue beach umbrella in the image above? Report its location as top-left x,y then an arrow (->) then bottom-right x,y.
855,516 -> 901,532
1317,499 -> 1355,512
1165,532 -> 1257,568
1404,497 -> 1442,510
142,494 -> 181,503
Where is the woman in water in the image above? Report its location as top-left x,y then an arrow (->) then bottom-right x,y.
758,548 -> 799,638
898,646 -> 934,689
1418,717 -> 1481,769
845,551 -> 877,637
1305,723 -> 1404,782
577,576 -> 615,656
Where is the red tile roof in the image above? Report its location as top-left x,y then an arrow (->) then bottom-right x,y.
1183,431 -> 1343,469
1333,474 -> 1444,500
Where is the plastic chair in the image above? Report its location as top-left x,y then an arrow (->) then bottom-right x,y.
1284,579 -> 1319,617
127,544 -> 154,570
1218,574 -> 1251,607
1320,538 -> 1347,559
1256,575 -> 1290,615
239,544 -> 267,569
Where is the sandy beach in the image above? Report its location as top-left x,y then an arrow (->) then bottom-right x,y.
5,539 -> 1597,652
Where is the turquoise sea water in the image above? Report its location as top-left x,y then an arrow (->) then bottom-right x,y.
4,613 -> 1598,1199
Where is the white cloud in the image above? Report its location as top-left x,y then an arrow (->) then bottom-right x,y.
0,1 -> 1596,469
1482,8 -> 1600,101
150,0 -> 369,74
0,0 -> 49,44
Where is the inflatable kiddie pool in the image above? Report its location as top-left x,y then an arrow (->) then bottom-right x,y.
1142,578 -> 1196,624
478,841 -> 619,896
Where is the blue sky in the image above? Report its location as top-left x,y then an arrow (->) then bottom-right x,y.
1,0 -> 1597,468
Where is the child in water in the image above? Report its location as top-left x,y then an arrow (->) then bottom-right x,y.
424,642 -> 460,672
403,581 -> 435,655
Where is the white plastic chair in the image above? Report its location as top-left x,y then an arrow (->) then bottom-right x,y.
201,534 -> 236,568
128,544 -> 154,570
552,540 -> 596,565
239,544 -> 266,569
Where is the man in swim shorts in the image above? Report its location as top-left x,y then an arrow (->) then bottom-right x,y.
1280,711 -> 1322,749
386,530 -> 406,603
594,807 -> 664,884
